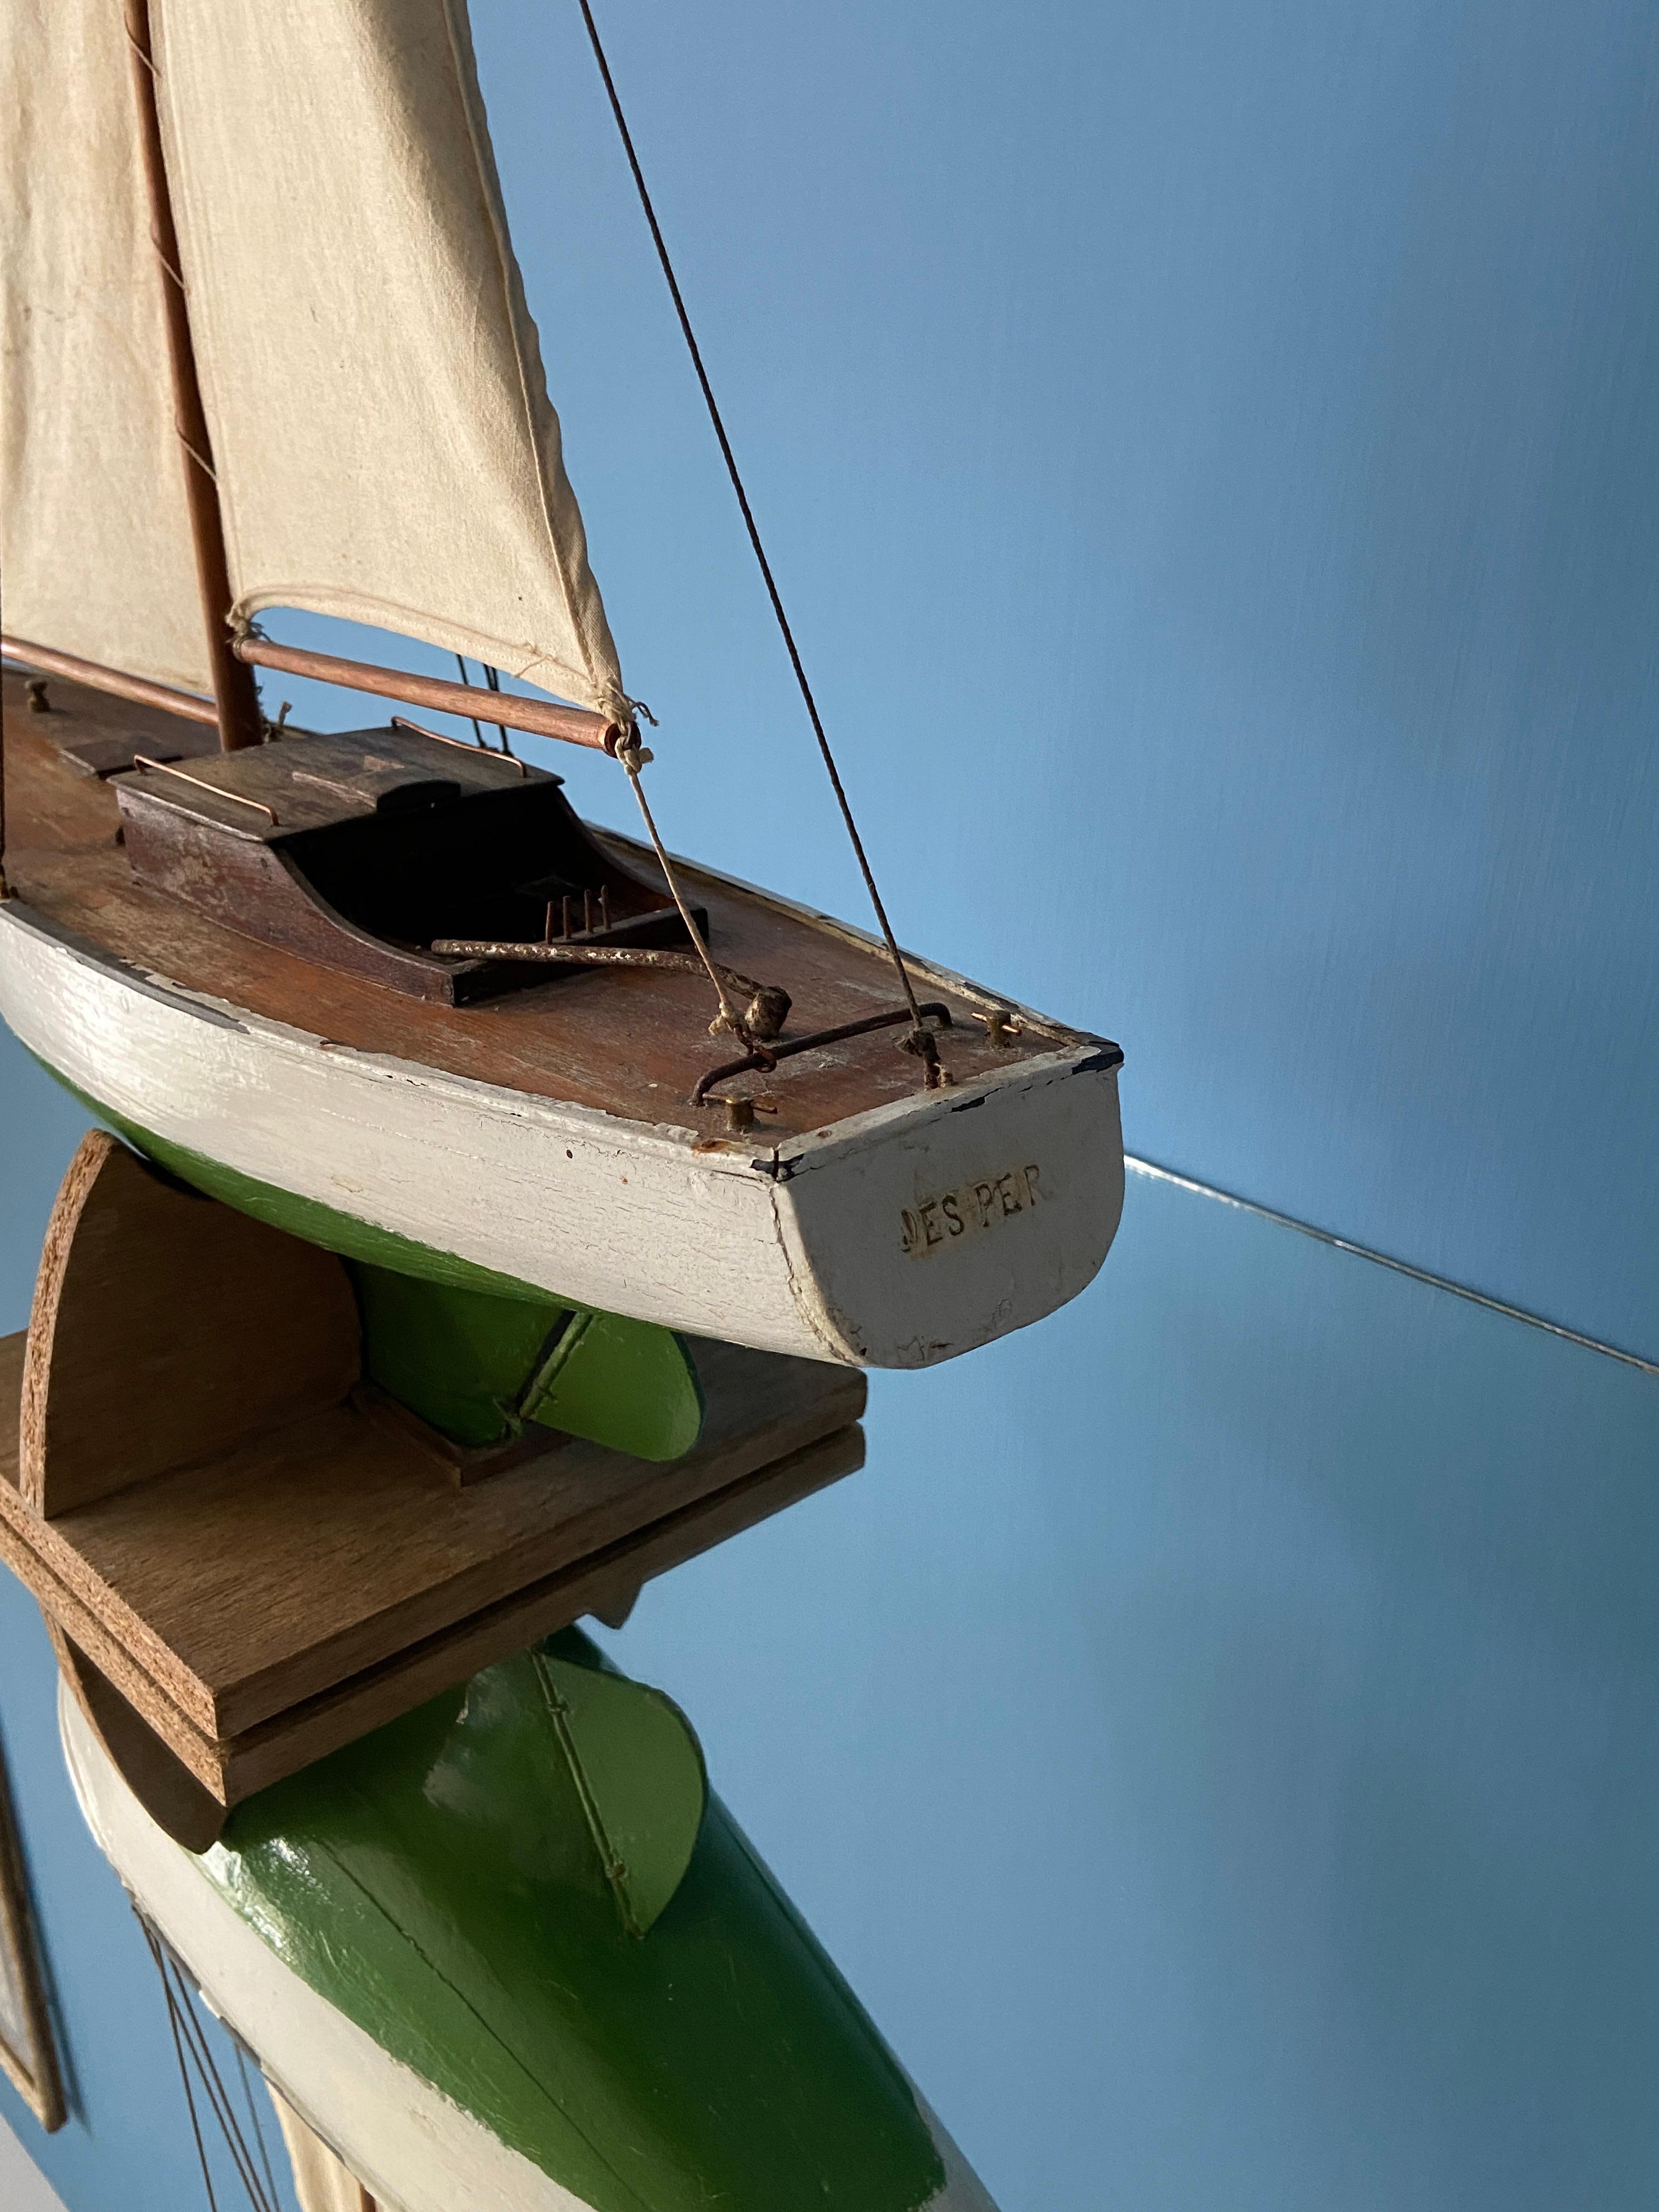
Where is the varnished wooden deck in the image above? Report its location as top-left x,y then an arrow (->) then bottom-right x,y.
3,667 -> 1075,1137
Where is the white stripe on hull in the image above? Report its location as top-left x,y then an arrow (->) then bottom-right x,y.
61,1686 -> 997,2209
1,901 -> 1121,1367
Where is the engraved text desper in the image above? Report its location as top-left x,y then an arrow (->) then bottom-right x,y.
900,1165 -> 1042,1257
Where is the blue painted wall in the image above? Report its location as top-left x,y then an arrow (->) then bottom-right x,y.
7,2 -> 1659,2204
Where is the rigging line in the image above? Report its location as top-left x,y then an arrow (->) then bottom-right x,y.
137,1913 -> 222,2212
161,1951 -> 280,2212
174,427 -> 219,484
481,663 -> 520,755
139,1911 -> 279,2212
572,0 -> 931,1058
149,235 -> 188,292
122,24 -> 157,75
619,741 -> 755,1046
454,654 -> 516,757
161,1956 -> 279,2212
232,2040 -> 283,2210
452,654 -> 487,747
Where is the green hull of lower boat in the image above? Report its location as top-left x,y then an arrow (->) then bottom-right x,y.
202,1632 -> 951,2212
31,1054 -> 705,1462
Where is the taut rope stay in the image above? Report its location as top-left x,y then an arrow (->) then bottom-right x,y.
136,1906 -> 285,2212
613,718 -> 757,1046
451,650 -> 759,1047
573,0 -> 943,1088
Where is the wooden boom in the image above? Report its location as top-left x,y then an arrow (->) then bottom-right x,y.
233,639 -> 617,752
0,636 -> 220,729
1,636 -> 615,754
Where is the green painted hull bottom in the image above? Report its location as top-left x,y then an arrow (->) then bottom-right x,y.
206,1632 -> 947,2212
352,1266 -> 704,1460
31,1058 -> 704,1463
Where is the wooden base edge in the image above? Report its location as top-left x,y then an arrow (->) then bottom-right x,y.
22,1420 -> 864,1832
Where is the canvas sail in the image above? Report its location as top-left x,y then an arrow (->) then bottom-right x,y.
0,3 -> 213,696
148,0 -> 630,725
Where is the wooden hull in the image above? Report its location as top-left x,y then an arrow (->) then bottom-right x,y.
0,894 -> 1123,1365
1,668 -> 1125,1367
60,1671 -> 998,2212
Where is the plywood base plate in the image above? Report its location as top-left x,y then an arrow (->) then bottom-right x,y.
0,1325 -> 863,1830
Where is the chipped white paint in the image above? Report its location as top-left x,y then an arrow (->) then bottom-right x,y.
0,900 -> 1122,1367
62,1688 -> 997,2211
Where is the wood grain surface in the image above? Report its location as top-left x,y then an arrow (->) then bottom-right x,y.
1,668 -> 1070,1141
48,1420 -> 861,1820
21,1131 -> 359,1516
1,1327 -> 864,1803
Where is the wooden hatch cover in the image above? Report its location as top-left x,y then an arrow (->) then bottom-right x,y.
111,724 -> 708,1006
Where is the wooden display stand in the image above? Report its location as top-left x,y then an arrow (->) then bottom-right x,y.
0,1134 -> 864,1846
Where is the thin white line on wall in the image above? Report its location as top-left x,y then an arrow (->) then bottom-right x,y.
1126,1156 -> 1659,1380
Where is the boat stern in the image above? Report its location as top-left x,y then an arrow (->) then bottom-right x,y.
769,1046 -> 1125,1368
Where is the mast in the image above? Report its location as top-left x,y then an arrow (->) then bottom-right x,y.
122,0 -> 263,753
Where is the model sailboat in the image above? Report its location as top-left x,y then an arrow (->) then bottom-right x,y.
0,0 -> 1123,1372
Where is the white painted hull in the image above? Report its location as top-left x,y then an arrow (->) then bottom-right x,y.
61,1686 -> 997,2212
0,898 -> 1122,1367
